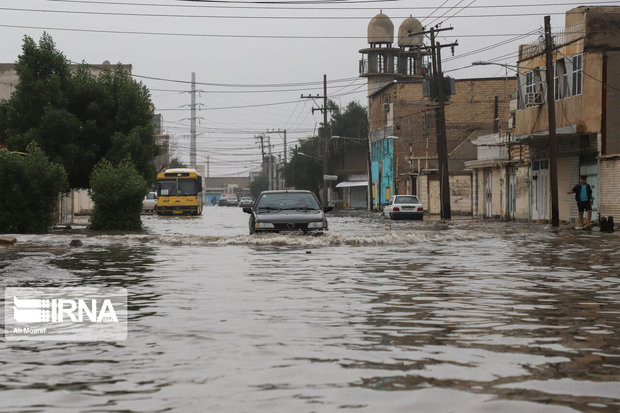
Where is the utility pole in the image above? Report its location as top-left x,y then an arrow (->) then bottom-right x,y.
429,27 -> 455,220
267,136 -> 273,191
544,15 -> 559,227
207,155 -> 210,177
267,129 -> 287,189
301,75 -> 335,205
255,134 -> 266,186
190,72 -> 197,167
267,129 -> 288,164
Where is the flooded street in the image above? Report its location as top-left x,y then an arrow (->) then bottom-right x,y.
1,206 -> 620,412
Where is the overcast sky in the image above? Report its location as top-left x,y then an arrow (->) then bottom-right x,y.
1,0 -> 616,176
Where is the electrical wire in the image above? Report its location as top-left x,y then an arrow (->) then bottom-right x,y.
39,0 -> 620,10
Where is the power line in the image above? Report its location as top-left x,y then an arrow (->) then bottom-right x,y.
40,0 -> 620,10
133,73 -> 360,87
9,6 -> 620,20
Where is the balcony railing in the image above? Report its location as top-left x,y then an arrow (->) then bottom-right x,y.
521,21 -> 584,60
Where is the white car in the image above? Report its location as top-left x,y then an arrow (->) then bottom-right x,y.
142,192 -> 157,213
383,195 -> 424,220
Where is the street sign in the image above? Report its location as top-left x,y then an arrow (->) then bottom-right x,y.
323,175 -> 338,181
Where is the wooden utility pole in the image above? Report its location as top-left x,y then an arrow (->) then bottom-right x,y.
301,75 -> 334,205
544,15 -> 559,227
429,27 -> 453,220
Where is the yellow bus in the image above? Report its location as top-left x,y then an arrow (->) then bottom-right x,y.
156,168 -> 203,215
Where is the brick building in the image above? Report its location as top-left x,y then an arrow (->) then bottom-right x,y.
513,6 -> 620,223
360,12 -> 513,212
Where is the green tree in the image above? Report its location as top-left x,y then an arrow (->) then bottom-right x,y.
330,100 -> 369,140
0,33 -> 158,189
281,101 -> 368,196
169,157 -> 186,169
281,137 -> 323,196
89,158 -> 148,231
0,143 -> 68,233
250,174 -> 269,199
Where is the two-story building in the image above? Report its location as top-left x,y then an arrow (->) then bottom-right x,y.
513,6 -> 620,223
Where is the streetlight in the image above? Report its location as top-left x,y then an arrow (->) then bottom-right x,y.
296,152 -> 322,162
471,61 -> 518,71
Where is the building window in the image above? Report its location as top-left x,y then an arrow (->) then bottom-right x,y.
572,54 -> 583,96
554,59 -> 570,100
523,70 -> 544,106
525,71 -> 534,95
378,55 -> 386,73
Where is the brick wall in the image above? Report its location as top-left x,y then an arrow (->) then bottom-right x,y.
599,156 -> 620,217
369,77 -> 515,177
450,174 -> 472,214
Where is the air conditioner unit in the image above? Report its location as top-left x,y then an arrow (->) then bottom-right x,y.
382,103 -> 391,111
525,91 -> 544,106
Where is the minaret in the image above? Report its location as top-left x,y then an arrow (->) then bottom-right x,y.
359,11 -> 399,96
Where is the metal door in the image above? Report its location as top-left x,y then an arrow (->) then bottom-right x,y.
532,160 -> 549,220
485,169 -> 493,218
507,173 -> 516,220
429,179 -> 440,214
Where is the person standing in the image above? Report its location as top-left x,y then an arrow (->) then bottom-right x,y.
568,175 -> 593,228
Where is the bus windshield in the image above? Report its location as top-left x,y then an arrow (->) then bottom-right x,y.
157,179 -> 199,196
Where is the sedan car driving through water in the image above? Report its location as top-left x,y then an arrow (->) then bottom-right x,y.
383,195 -> 424,220
243,190 -> 331,234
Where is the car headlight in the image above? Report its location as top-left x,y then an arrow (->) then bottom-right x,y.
308,222 -> 324,229
255,222 -> 274,229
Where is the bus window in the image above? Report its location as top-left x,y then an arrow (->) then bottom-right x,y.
178,179 -> 198,196
158,179 -> 177,196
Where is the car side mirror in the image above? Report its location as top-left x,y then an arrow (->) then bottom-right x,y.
323,206 -> 333,212
242,207 -> 252,214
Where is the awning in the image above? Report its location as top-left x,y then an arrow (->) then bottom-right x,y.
335,181 -> 368,189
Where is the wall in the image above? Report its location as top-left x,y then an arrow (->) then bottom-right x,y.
599,156 -> 620,217
605,51 -> 620,154
450,175 -> 472,214
515,166 -> 531,220
369,77 -> 514,176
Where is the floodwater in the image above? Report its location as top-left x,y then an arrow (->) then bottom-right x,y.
1,206 -> 619,412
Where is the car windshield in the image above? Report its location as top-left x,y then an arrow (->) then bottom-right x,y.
394,195 -> 420,204
256,192 -> 320,210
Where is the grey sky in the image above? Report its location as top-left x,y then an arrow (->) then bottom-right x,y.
1,0 -> 617,175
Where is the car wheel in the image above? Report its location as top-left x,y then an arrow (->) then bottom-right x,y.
249,216 -> 256,235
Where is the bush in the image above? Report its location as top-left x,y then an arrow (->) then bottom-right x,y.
0,143 -> 68,233
89,158 -> 148,231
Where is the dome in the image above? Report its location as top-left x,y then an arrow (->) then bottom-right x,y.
398,16 -> 424,47
368,12 -> 394,44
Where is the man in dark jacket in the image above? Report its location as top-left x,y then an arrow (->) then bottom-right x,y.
567,175 -> 593,228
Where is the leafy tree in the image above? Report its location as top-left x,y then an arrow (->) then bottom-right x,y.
281,101 -> 368,196
0,143 -> 68,233
169,157 -> 186,169
89,158 -> 148,231
281,137 -> 323,196
330,100 -> 369,140
0,33 -> 158,189
250,174 -> 269,199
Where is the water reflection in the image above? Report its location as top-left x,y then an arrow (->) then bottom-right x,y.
0,210 -> 618,412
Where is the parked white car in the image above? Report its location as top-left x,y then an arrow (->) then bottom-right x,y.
383,195 -> 424,220
142,192 -> 157,213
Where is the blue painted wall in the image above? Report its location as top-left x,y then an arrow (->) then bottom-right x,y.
370,135 -> 394,208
